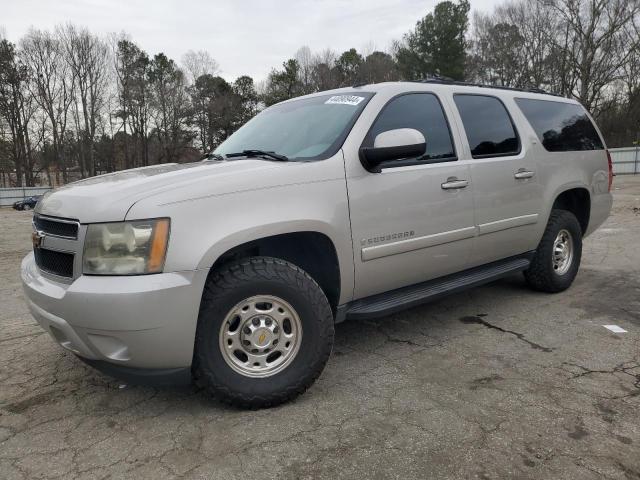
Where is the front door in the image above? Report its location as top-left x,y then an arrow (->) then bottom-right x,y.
345,92 -> 476,299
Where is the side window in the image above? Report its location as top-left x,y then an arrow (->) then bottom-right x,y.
453,94 -> 520,158
364,93 -> 456,163
515,98 -> 604,151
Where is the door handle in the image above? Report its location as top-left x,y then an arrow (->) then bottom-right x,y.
514,169 -> 535,180
441,178 -> 469,190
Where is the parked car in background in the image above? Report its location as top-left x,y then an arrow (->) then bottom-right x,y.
13,195 -> 42,211
21,80 -> 612,408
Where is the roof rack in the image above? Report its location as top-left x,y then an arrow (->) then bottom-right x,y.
415,76 -> 560,96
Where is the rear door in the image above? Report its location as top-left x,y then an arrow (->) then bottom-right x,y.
450,93 -> 544,267
345,92 -> 476,299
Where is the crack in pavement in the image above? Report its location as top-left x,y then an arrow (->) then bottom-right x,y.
0,331 -> 46,344
562,361 -> 640,396
459,315 -> 554,352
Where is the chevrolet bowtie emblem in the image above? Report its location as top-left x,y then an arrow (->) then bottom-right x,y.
32,230 -> 44,249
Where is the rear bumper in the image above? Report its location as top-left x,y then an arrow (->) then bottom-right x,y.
21,252 -> 209,371
585,192 -> 613,237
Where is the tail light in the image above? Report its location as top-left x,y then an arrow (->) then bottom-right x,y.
606,149 -> 613,192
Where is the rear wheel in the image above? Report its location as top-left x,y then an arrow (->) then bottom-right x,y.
193,256 -> 334,408
524,209 -> 582,293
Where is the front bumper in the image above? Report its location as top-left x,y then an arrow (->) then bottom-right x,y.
21,252 -> 209,371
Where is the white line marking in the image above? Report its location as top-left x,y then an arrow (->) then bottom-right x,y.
603,325 -> 627,333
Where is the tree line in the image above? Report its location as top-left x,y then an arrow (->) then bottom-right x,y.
1,0 -> 639,187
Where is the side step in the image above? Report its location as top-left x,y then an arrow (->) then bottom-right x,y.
344,254 -> 532,320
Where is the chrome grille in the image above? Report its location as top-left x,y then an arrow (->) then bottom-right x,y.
32,214 -> 83,281
34,214 -> 79,239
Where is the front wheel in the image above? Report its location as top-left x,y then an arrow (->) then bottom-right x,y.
524,209 -> 582,293
193,257 -> 334,408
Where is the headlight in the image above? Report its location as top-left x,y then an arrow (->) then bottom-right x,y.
82,219 -> 170,275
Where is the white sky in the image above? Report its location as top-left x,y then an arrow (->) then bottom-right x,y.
1,0 -> 500,82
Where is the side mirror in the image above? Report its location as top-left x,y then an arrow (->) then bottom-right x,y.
359,128 -> 426,172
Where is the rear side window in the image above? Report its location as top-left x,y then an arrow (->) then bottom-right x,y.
515,98 -> 604,151
453,95 -> 520,158
365,93 -> 456,162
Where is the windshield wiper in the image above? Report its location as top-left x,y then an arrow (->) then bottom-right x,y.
225,150 -> 289,162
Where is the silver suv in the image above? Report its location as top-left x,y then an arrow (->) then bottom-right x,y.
21,81 -> 613,407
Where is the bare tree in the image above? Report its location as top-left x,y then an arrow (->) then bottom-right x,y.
20,29 -> 75,183
468,12 -> 527,87
181,49 -> 219,85
58,24 -> 109,177
311,49 -> 340,91
294,46 -> 315,93
542,0 -> 640,111
618,11 -> 640,100
468,2 -> 561,89
502,1 -> 558,88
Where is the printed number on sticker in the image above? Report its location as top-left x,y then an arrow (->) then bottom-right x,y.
325,95 -> 365,106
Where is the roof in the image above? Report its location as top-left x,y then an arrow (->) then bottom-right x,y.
280,79 -> 579,107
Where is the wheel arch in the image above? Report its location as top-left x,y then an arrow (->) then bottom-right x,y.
204,227 -> 344,313
551,186 -> 591,235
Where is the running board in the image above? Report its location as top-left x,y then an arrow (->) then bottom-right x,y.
344,254 -> 532,321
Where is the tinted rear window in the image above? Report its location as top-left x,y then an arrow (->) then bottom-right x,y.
515,99 -> 604,151
453,94 -> 520,158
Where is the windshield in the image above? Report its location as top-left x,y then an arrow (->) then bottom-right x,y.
214,92 -> 374,161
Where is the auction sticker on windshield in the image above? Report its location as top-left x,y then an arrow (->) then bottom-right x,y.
325,95 -> 365,106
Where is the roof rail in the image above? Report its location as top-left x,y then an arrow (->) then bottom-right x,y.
415,76 -> 560,96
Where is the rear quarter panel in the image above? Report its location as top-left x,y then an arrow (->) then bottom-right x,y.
509,95 -> 612,240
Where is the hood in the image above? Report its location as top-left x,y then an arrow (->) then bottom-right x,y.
36,160 -> 286,222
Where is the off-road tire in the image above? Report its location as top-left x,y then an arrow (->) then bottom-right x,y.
524,209 -> 582,293
193,256 -> 334,408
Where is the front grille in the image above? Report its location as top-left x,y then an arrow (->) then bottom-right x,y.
34,248 -> 75,278
34,215 -> 78,239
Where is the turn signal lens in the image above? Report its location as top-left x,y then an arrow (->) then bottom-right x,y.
148,219 -> 170,273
